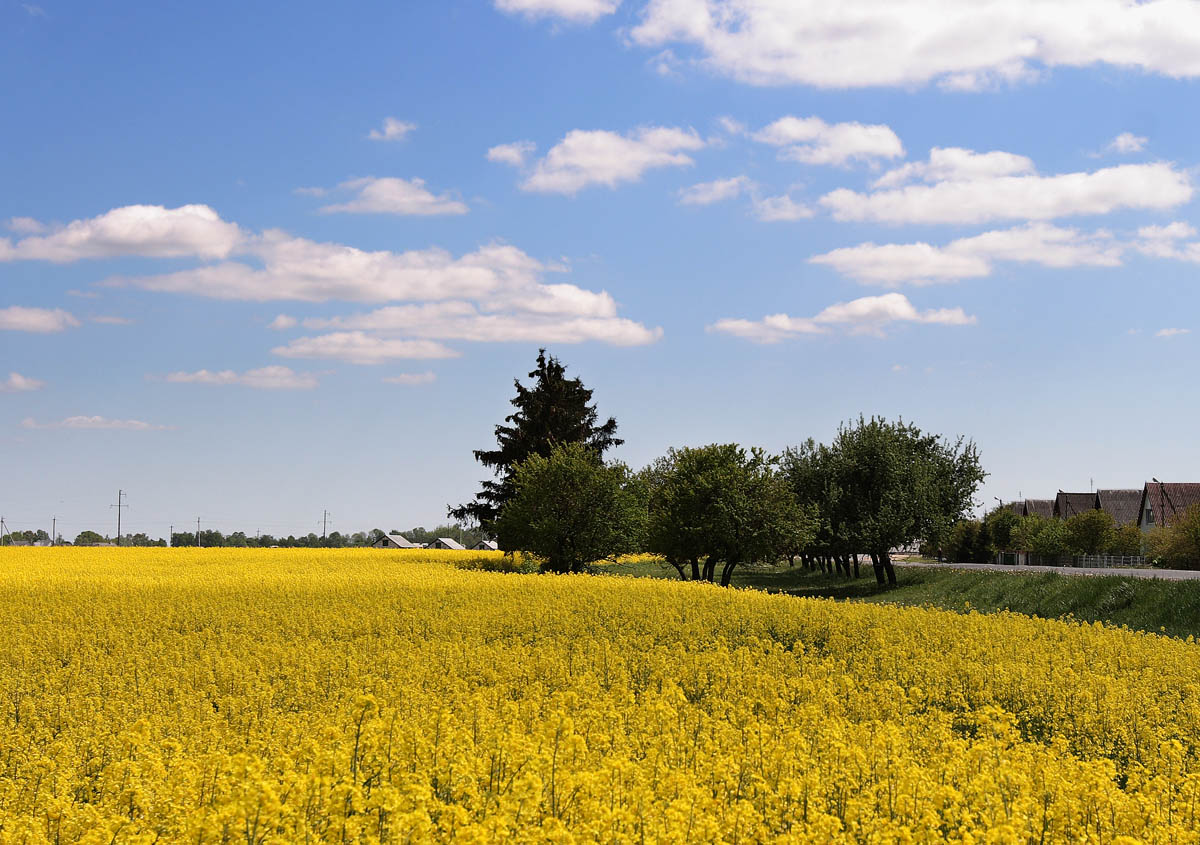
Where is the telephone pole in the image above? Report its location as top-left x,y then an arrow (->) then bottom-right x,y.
51,516 -> 56,546
197,517 -> 202,548
111,490 -> 129,546
322,510 -> 330,541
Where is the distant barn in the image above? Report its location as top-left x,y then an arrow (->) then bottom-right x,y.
471,539 -> 499,551
1097,489 -> 1142,526
1138,482 -> 1200,532
428,537 -> 466,550
373,533 -> 418,549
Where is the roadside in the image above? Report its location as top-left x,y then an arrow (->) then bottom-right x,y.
594,558 -> 1200,639
896,560 -> 1200,580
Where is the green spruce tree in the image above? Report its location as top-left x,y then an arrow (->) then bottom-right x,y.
449,349 -> 621,535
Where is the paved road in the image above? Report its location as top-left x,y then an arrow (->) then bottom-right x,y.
896,561 -> 1200,581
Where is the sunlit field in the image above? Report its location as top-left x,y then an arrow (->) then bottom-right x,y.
3,548 -> 1200,842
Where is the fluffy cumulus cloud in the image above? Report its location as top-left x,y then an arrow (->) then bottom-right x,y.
710,293 -> 975,342
1134,222 -> 1200,262
368,118 -> 416,142
812,223 -> 1122,286
164,366 -> 320,390
9,202 -> 662,360
752,194 -> 813,222
752,116 -> 904,166
0,205 -> 243,262
383,372 -> 437,386
0,372 -> 44,392
316,177 -> 468,216
507,127 -> 705,194
0,306 -> 81,332
299,302 -> 662,347
1108,132 -> 1148,154
629,0 -> 1200,89
21,415 -> 170,431
677,176 -> 751,206
271,333 -> 460,365
486,141 -> 536,167
821,149 -> 1192,224
494,0 -> 620,23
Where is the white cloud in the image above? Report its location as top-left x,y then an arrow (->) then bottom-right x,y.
0,306 -> 81,332
494,0 -> 619,23
630,0 -> 1200,89
710,292 -> 975,342
0,372 -> 44,392
22,415 -> 170,431
1,204 -> 243,263
1156,327 -> 1190,338
6,217 -> 46,234
751,194 -> 814,222
383,372 -> 437,386
812,242 -> 992,286
822,158 -> 1192,224
368,118 -> 416,142
300,302 -> 662,347
752,116 -> 903,166
12,203 -> 661,354
272,332 -> 460,365
91,315 -> 134,325
487,141 -> 537,167
678,176 -> 750,206
1108,132 -> 1148,154
117,235 -> 548,303
164,365 -> 320,389
519,126 -> 705,194
811,223 -> 1122,286
1134,221 -> 1200,261
872,147 -> 1035,189
316,177 -> 468,216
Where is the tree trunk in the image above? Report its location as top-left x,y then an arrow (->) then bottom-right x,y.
690,558 -> 700,581
852,553 -> 860,579
882,552 -> 897,587
871,552 -> 887,586
720,559 -> 739,587
787,553 -> 795,568
702,558 -> 716,582
666,557 -> 688,581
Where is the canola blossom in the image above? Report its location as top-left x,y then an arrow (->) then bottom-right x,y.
2,548 -> 1200,843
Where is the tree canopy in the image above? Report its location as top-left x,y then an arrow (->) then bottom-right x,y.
450,349 -> 621,535
493,442 -> 644,573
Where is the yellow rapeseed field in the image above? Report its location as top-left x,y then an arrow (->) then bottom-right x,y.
2,548 -> 1200,843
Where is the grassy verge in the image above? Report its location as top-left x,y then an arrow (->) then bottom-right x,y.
594,558 -> 1200,639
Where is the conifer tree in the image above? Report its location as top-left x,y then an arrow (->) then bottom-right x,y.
449,349 -> 621,535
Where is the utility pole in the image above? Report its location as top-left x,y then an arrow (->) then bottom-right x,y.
51,516 -> 56,546
197,517 -> 202,548
0,516 -> 8,544
169,525 -> 173,548
322,510 -> 330,541
111,490 -> 129,546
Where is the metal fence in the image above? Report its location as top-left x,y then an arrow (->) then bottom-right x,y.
1001,553 -> 1148,568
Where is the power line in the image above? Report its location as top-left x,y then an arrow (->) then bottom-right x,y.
110,490 -> 129,546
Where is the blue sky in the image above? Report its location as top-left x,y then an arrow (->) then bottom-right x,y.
3,0 -> 1199,540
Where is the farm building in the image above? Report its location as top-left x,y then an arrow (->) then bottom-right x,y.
1137,482 -> 1200,532
428,537 -> 466,550
1023,499 -> 1054,519
1097,489 -> 1142,526
471,539 -> 499,551
373,533 -> 418,549
1054,491 -> 1098,519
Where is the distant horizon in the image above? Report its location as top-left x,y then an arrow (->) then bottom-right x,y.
4,1 -> 1198,537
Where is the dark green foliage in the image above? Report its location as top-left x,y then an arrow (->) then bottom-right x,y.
493,442 -> 644,574
643,444 -> 813,585
450,349 -> 621,535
